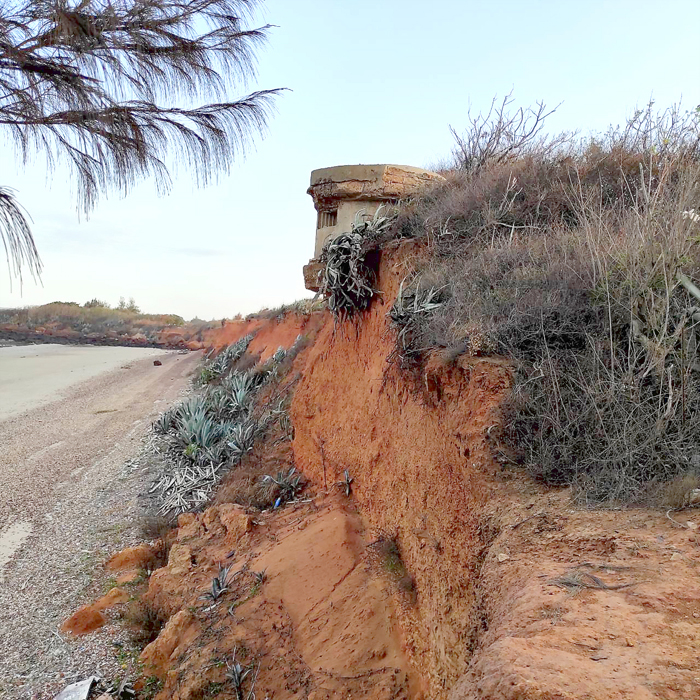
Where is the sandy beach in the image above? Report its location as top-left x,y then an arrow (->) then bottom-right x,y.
0,344 -> 172,422
0,345 -> 201,698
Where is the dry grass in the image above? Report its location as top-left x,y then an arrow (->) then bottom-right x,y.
385,100 -> 700,504
659,473 -> 700,509
123,600 -> 166,646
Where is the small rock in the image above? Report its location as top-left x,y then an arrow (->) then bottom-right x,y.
153,359 -> 162,366
61,606 -> 107,636
670,552 -> 683,561
496,552 -> 510,563
687,521 -> 697,531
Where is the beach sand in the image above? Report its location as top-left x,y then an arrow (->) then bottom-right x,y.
0,344 -> 169,422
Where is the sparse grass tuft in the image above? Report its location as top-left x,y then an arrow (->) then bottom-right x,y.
368,534 -> 416,602
123,600 -> 166,645
141,676 -> 164,700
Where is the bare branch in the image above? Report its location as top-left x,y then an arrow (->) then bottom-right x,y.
450,92 -> 570,172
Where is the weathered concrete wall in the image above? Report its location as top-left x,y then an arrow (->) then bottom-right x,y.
308,164 -> 443,257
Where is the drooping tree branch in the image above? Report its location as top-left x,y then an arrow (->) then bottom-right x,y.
0,0 -> 283,280
0,187 -> 41,285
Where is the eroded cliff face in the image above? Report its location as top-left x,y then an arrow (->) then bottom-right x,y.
289,248 -> 700,700
72,247 -> 700,699
290,248 -> 513,694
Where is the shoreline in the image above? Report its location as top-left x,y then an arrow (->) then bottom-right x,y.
0,344 -> 176,422
0,328 -> 179,349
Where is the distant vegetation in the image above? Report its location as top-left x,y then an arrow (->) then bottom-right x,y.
0,298 -> 186,342
318,97 -> 700,505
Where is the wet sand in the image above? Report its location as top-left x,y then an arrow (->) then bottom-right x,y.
0,344 -> 169,422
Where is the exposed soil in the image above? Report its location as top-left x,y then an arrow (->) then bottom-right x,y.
133,494 -> 419,699
201,312 -> 325,363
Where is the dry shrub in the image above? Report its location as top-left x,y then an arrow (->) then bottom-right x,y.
387,100 -> 700,504
140,514 -> 171,542
138,515 -> 175,569
123,600 -> 166,645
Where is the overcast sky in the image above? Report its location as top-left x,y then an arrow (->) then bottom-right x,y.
1,0 -> 699,320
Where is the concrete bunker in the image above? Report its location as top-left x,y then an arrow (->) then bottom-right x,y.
304,164 -> 443,291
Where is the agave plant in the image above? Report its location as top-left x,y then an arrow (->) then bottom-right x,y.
261,467 -> 304,507
222,371 -> 257,414
198,335 -> 253,384
153,408 -> 177,435
200,565 -> 233,602
175,395 -> 209,426
173,411 -> 221,455
319,206 -> 397,320
205,385 -> 235,421
226,647 -> 258,700
226,420 -> 257,461
388,277 -> 446,361
198,435 -> 230,467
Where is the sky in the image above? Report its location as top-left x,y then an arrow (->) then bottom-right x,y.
1,0 -> 699,320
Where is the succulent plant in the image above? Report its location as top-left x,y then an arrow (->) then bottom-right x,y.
261,467 -> 304,507
200,565 -> 233,602
388,277 -> 446,361
319,206 -> 397,320
153,408 -> 176,435
226,420 -> 257,461
226,647 -> 258,700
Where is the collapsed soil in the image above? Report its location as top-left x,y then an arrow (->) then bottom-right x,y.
124,495 -> 420,699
